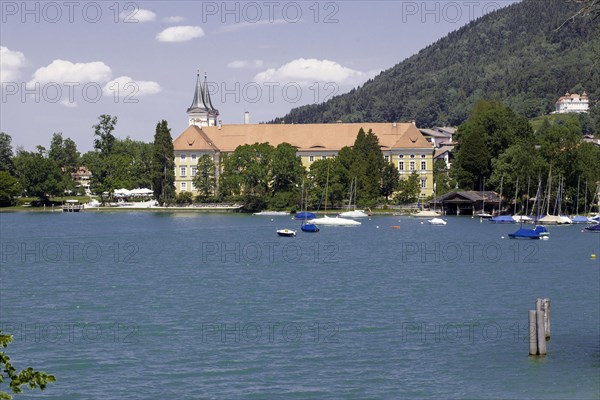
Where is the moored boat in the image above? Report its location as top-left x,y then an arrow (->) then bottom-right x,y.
490,215 -> 515,224
428,218 -> 447,225
584,224 -> 600,232
309,215 -> 361,226
508,228 -> 540,239
276,229 -> 296,237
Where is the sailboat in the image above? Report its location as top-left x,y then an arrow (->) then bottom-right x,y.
338,177 -> 370,218
538,168 -> 570,225
571,178 -> 594,223
491,176 -> 515,223
477,177 -> 493,218
300,179 -> 319,233
309,161 -> 361,226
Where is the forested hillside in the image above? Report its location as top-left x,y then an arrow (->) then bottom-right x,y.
272,0 -> 599,127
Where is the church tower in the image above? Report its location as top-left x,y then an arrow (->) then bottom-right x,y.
187,70 -> 219,127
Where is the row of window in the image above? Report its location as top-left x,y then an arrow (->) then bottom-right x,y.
179,179 -> 427,191
179,167 -> 197,177
308,155 -> 332,162
398,161 -> 427,171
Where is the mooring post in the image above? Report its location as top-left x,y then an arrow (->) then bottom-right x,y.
542,298 -> 550,340
529,310 -> 537,356
536,310 -> 547,355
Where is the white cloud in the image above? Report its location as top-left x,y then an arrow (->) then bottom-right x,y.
217,19 -> 287,34
29,59 -> 112,86
103,76 -> 161,97
121,8 -> 156,22
227,60 -> 264,69
156,26 -> 204,42
60,99 -> 77,108
163,16 -> 185,23
0,46 -> 27,83
254,58 -> 366,86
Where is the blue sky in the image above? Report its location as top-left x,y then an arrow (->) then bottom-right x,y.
1,0 -> 518,152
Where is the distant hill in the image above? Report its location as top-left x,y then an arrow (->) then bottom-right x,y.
272,0 -> 599,127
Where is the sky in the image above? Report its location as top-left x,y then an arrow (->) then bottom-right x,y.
1,0 -> 519,152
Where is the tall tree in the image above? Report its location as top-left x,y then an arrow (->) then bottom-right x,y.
13,150 -> 64,203
93,114 -> 117,157
0,133 -> 14,174
193,154 -> 217,198
381,163 -> 399,202
0,171 -> 21,206
394,172 -> 421,204
152,120 -> 175,205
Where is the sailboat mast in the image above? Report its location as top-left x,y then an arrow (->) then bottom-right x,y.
584,179 -> 588,215
498,176 -> 503,214
545,167 -> 552,216
324,160 -> 330,213
513,177 -> 519,215
576,176 -> 580,215
525,176 -> 531,216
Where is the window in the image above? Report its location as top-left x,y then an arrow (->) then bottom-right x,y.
421,154 -> 426,158
180,153 -> 186,161
321,156 -> 327,160
309,156 -> 314,162
181,182 -> 187,191
180,167 -> 187,177
192,154 -> 197,160
421,179 -> 427,188
410,161 -> 416,171
421,161 -> 426,170
384,155 -> 389,162
399,161 -> 404,171
398,154 -> 404,159
410,154 -> 415,159
191,167 -> 197,177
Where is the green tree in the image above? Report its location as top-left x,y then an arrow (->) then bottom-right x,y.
193,154 -> 216,198
381,163 -> 399,201
0,172 -> 21,206
13,150 -> 64,203
93,114 -> 117,157
433,159 -> 456,196
394,172 -> 421,204
152,120 -> 175,205
49,133 -> 80,173
352,128 -> 386,204
271,143 -> 305,194
0,330 -> 55,399
0,133 -> 14,174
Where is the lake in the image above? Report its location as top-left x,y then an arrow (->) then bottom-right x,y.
1,211 -> 599,399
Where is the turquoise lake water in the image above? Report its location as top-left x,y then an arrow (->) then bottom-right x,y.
0,211 -> 599,399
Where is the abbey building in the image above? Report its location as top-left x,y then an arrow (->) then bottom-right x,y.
173,72 -> 435,197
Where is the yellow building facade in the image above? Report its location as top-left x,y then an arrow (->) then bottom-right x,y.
173,73 -> 434,198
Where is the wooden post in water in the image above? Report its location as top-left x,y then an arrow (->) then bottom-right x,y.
542,298 -> 550,340
536,310 -> 547,355
528,310 -> 537,356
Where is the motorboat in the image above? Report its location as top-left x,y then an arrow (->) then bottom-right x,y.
508,228 -> 540,239
414,210 -> 441,218
276,229 -> 296,237
490,215 -> 515,224
338,210 -> 370,218
428,218 -> 447,225
254,211 -> 290,216
308,215 -> 361,226
584,224 -> 600,232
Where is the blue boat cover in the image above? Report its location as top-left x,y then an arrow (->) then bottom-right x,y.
585,224 -> 600,232
301,223 -> 320,232
490,216 -> 515,223
571,216 -> 590,223
295,212 -> 316,220
509,228 -> 540,239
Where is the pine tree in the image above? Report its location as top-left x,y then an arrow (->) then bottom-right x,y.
152,120 -> 175,205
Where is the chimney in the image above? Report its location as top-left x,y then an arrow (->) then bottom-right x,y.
218,120 -> 222,129
244,111 -> 250,125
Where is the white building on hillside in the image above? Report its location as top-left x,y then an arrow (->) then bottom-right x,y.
555,92 -> 589,114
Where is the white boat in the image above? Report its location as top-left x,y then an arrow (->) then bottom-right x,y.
428,218 -> 447,225
512,215 -> 533,223
537,215 -> 572,225
308,215 -> 361,226
414,210 -> 441,218
276,229 -> 296,237
477,212 -> 493,219
339,177 -> 370,218
254,211 -> 290,216
338,210 -> 370,218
